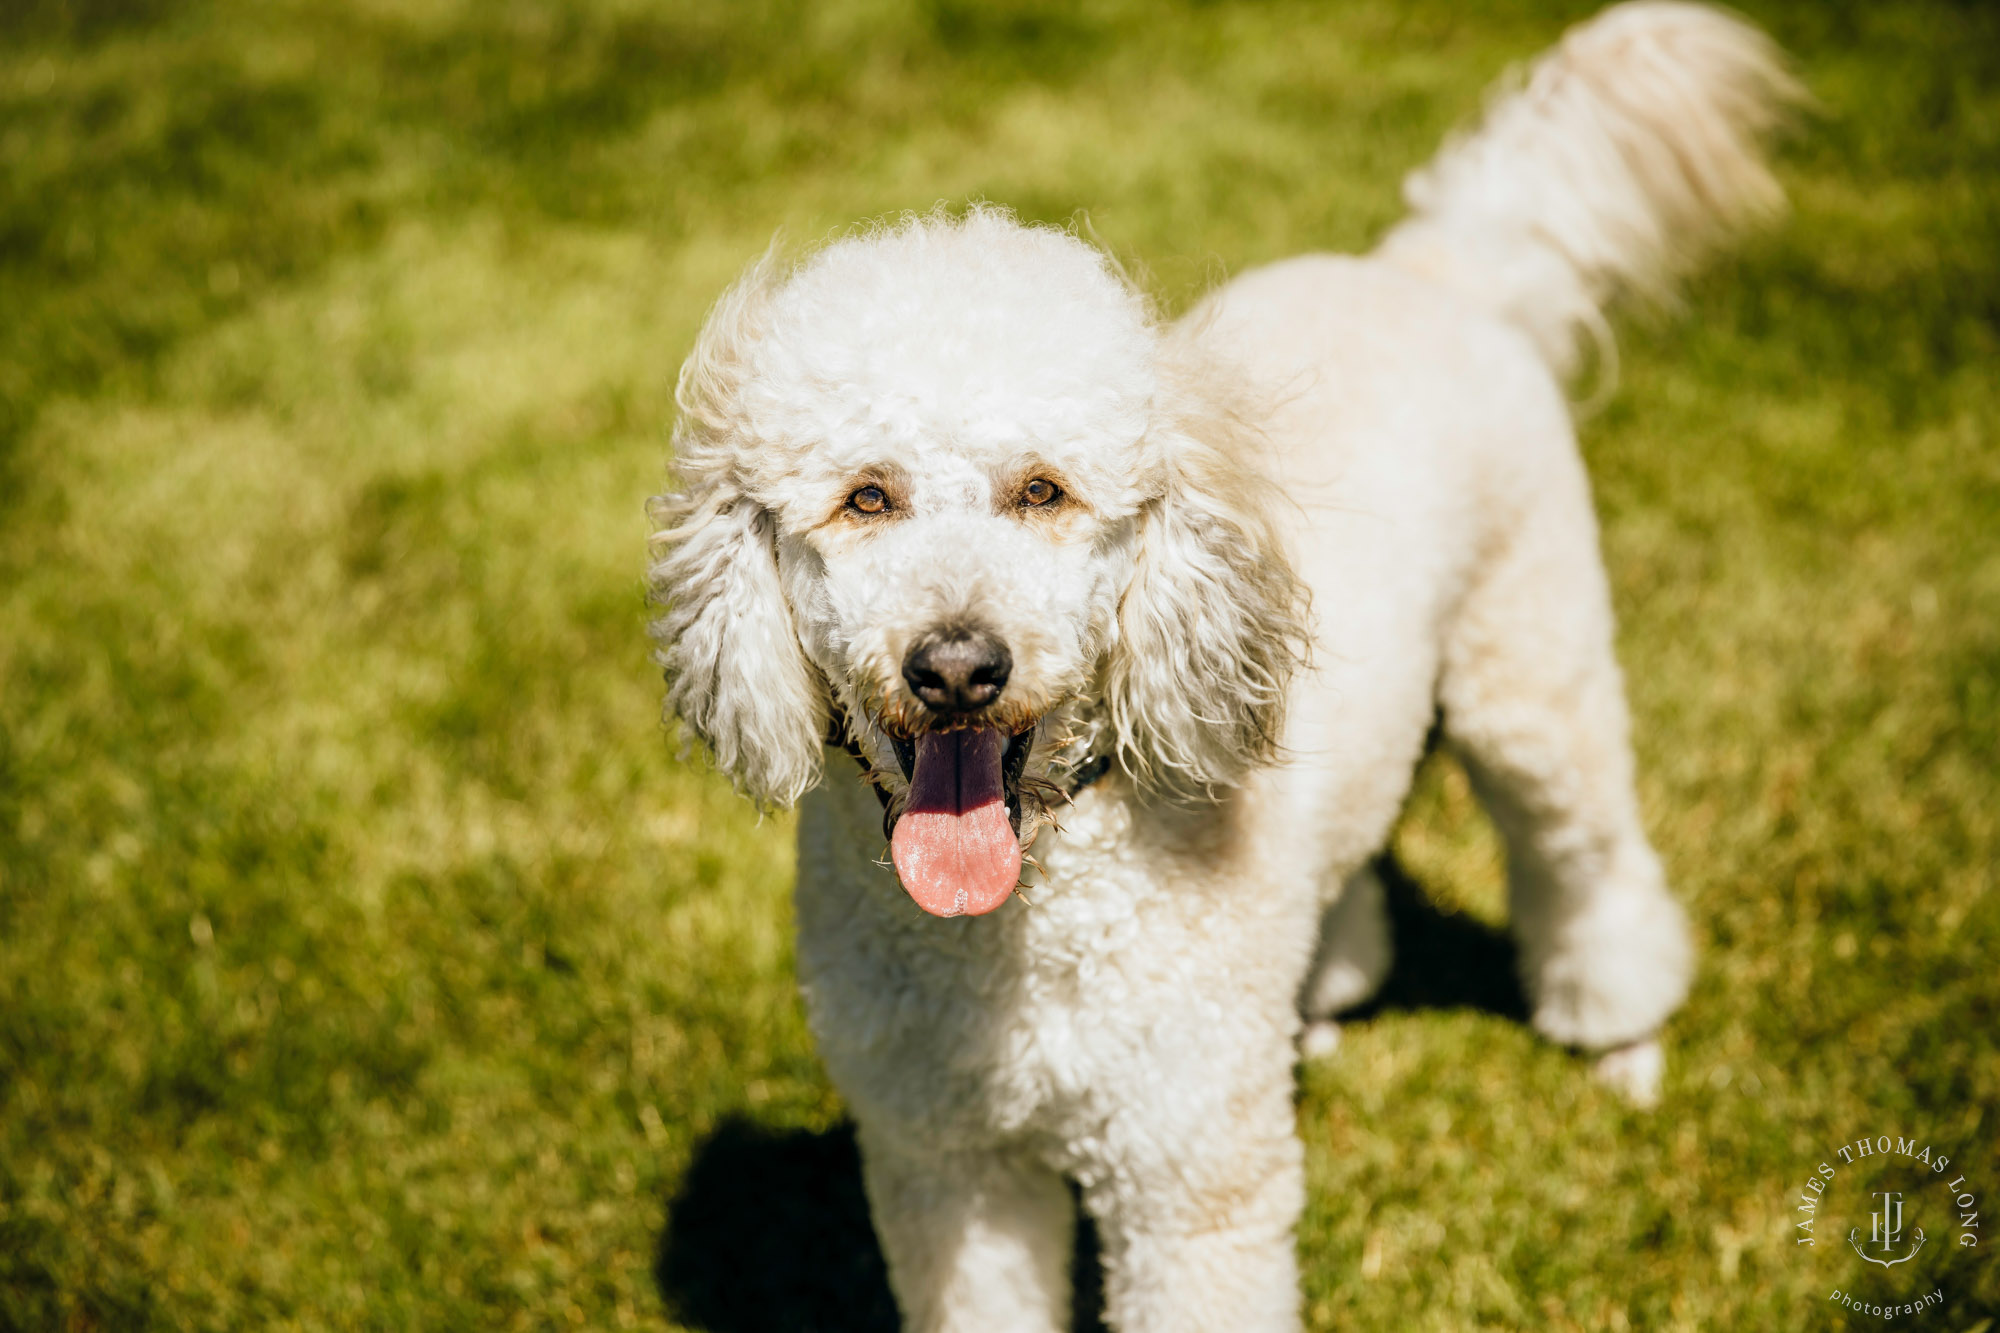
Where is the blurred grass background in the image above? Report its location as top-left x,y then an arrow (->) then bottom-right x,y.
2,0 -> 1996,1328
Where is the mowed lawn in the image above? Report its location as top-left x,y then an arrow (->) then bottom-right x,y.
2,0 -> 1997,1328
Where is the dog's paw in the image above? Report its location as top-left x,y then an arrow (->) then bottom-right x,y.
1524,884 -> 1692,1050
1299,1020 -> 1342,1061
1593,1037 -> 1664,1108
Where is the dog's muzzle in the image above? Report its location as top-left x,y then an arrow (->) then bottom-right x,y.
881,629 -> 1027,917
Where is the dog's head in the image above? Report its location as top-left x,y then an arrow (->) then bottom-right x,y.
649,209 -> 1306,916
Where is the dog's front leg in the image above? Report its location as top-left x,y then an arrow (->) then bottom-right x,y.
856,1124 -> 1075,1333
1082,1074 -> 1306,1333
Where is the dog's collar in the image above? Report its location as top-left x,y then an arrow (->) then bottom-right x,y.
1061,751 -> 1114,797
828,712 -> 1112,813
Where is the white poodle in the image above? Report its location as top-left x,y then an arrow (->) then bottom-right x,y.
648,5 -> 1797,1328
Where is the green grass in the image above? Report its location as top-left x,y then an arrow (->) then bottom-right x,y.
2,0 -> 1997,1328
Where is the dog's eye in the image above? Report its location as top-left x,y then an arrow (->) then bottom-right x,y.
1020,478 -> 1060,508
848,485 -> 889,515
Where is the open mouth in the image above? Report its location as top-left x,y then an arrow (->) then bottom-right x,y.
887,724 -> 1035,919
889,726 -> 1034,832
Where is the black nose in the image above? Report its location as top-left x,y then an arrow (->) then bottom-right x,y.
903,632 -> 1012,714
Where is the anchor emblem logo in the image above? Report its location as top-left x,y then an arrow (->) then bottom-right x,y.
1849,1191 -> 1926,1268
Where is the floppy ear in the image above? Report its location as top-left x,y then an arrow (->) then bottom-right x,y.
1104,382 -> 1310,799
647,259 -> 825,808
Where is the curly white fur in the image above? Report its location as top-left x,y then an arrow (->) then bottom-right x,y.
647,5 -> 1795,1328
1105,341 -> 1310,797
648,255 -> 827,807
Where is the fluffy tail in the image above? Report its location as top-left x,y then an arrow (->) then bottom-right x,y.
1376,1 -> 1804,387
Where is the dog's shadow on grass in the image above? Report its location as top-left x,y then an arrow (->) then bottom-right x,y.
1341,853 -> 1527,1024
653,855 -> 1520,1333
653,1117 -> 1110,1333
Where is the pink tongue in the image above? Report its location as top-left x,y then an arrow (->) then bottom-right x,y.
890,729 -> 1023,917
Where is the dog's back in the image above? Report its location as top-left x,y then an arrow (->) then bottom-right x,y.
1183,0 -> 1801,1090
